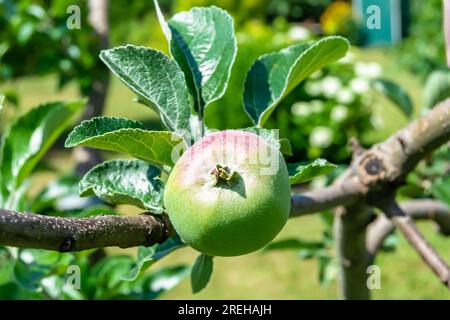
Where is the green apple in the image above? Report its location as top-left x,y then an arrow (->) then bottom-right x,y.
164,130 -> 291,256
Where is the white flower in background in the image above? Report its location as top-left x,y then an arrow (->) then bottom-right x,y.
41,276 -> 58,289
338,51 -> 355,64
336,88 -> 355,104
291,102 -> 311,117
321,76 -> 342,98
370,115 -> 384,128
288,25 -> 311,41
20,251 -> 35,264
354,62 -> 382,79
310,100 -> 324,113
305,81 -> 322,96
331,105 -> 349,122
310,126 -> 333,148
350,78 -> 370,94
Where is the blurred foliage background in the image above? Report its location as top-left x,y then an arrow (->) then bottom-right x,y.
0,0 -> 449,299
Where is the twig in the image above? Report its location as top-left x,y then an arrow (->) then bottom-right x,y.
380,201 -> 450,287
367,199 -> 450,255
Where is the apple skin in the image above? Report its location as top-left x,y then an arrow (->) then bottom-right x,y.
164,130 -> 291,257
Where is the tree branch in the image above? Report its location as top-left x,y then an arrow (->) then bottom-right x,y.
290,177 -> 366,217
379,201 -> 450,287
0,210 -> 174,252
367,199 -> 450,256
355,99 -> 450,188
334,203 -> 372,300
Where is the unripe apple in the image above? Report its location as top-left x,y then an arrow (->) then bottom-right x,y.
164,130 -> 291,256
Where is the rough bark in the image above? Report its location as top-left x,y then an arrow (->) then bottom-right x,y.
0,210 -> 174,252
334,203 -> 373,300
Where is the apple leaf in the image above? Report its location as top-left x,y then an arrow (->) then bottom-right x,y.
287,159 -> 337,185
264,238 -> 323,251
100,45 -> 191,131
431,176 -> 450,206
0,101 -> 83,194
122,236 -> 186,281
137,265 -> 190,299
240,127 -> 293,156
167,6 -> 237,112
372,78 -> 413,118
79,160 -> 165,212
244,36 -> 349,127
423,69 -> 450,110
191,254 -> 213,294
65,117 -> 187,167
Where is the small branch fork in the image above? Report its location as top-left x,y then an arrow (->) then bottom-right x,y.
0,98 -> 450,290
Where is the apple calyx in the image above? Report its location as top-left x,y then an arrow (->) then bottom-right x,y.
210,164 -> 238,187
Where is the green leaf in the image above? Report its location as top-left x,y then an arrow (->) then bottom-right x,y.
136,264 -> 190,300
423,69 -> 450,110
264,238 -> 323,251
287,159 -> 337,185
0,247 -> 15,286
153,0 -> 172,45
31,175 -> 80,213
243,36 -> 349,127
0,101 -> 83,193
432,176 -> 450,206
168,6 -> 237,111
65,117 -> 187,167
79,160 -> 164,212
0,95 -> 4,111
240,127 -> 293,156
380,233 -> 399,252
191,254 -> 213,294
372,78 -> 413,118
100,46 -> 191,131
90,255 -> 135,297
122,236 -> 185,282
318,256 -> 338,285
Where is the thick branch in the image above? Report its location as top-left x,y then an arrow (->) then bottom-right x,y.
367,199 -> 450,256
0,210 -> 173,252
358,99 -> 450,186
334,203 -> 372,300
290,177 -> 366,217
380,202 -> 450,287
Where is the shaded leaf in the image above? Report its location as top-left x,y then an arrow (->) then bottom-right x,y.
431,175 -> 450,206
372,78 -> 413,118
100,46 -> 191,131
244,37 -> 349,127
287,159 -> 337,185
136,265 -> 190,300
79,160 -> 164,212
0,101 -> 83,193
191,254 -> 213,294
31,175 -> 80,213
264,238 -> 323,251
423,69 -> 450,110
168,6 -> 237,111
123,236 -> 185,282
66,117 -> 186,167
